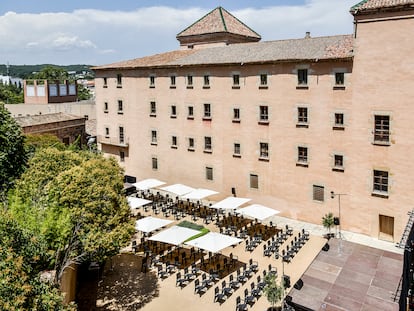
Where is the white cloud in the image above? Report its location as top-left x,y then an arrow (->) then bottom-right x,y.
0,0 -> 356,65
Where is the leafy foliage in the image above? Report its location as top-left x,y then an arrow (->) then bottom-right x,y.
322,212 -> 335,234
0,81 -> 23,104
0,64 -> 94,80
263,273 -> 283,308
0,212 -> 76,311
24,134 -> 67,158
0,103 -> 26,195
11,147 -> 134,283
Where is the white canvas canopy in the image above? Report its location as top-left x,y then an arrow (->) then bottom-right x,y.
182,188 -> 219,200
235,204 -> 280,221
127,197 -> 152,209
185,232 -> 242,253
132,178 -> 166,191
148,225 -> 200,246
210,197 -> 251,210
160,183 -> 195,196
135,216 -> 173,233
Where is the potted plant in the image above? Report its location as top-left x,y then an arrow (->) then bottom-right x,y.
263,272 -> 284,311
322,212 -> 335,239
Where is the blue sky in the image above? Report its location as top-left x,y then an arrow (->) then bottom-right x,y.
0,0 -> 356,66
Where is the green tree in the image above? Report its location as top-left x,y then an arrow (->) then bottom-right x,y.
11,148 -> 134,283
263,273 -> 284,310
31,66 -> 69,81
77,84 -> 92,100
24,134 -> 67,158
0,103 -> 26,197
0,211 -> 76,311
322,212 -> 335,236
0,82 -> 24,104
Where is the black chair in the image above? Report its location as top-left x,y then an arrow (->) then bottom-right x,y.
236,296 -> 248,311
201,273 -> 214,288
209,268 -> 220,282
285,224 -> 293,236
263,244 -> 272,257
229,274 -> 241,290
176,272 -> 189,288
221,280 -> 233,296
194,278 -> 207,295
257,275 -> 266,291
237,268 -> 248,283
251,282 -> 261,298
249,258 -> 259,272
244,288 -> 255,306
214,286 -> 227,303
157,265 -> 169,279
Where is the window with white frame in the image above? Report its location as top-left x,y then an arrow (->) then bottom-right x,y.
151,130 -> 157,145
374,115 -> 390,144
203,103 -> 211,119
150,101 -> 156,116
118,100 -> 123,114
259,105 -> 269,123
204,136 -> 212,152
373,170 -> 389,196
259,142 -> 269,159
234,143 -> 241,157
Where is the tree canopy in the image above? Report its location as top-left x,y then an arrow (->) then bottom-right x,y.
11,147 -> 134,282
0,103 -> 26,195
0,212 -> 76,311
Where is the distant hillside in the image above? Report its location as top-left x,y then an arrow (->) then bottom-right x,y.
0,64 -> 94,79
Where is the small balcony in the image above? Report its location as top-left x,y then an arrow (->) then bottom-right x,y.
98,135 -> 129,147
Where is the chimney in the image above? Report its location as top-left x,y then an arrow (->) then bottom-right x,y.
305,31 -> 311,38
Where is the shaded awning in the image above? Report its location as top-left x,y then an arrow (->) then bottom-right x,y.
160,183 -> 195,196
210,196 -> 251,210
182,188 -> 219,200
135,216 -> 173,233
132,178 -> 166,191
148,225 -> 200,246
127,196 -> 152,209
185,232 -> 242,253
235,204 -> 280,221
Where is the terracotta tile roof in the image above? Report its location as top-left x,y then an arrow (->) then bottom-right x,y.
93,34 -> 353,71
351,0 -> 414,14
177,7 -> 261,40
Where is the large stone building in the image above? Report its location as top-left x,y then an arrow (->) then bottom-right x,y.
93,1 -> 414,242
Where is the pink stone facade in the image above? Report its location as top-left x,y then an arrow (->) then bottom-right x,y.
94,4 -> 414,242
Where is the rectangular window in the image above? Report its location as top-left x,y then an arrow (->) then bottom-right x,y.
171,105 -> 177,118
259,74 -> 268,87
152,157 -> 158,170
188,106 -> 194,119
298,69 -> 308,85
151,130 -> 157,145
206,167 -> 213,180
103,77 -> 107,88
105,127 -> 109,138
297,107 -> 308,125
170,75 -> 176,88
203,75 -> 210,88
104,102 -> 108,112
313,185 -> 324,202
374,115 -> 390,144
333,154 -> 344,172
334,113 -> 344,129
150,101 -> 156,116
188,137 -> 195,150
203,103 -> 211,119
250,174 -> 259,189
117,100 -> 123,114
187,75 -> 193,88
259,106 -> 269,123
171,136 -> 177,148
149,76 -> 155,88
234,143 -> 241,157
233,74 -> 240,87
233,108 -> 240,122
119,126 -> 124,144
204,136 -> 212,152
117,74 -> 122,87
297,146 -> 308,165
259,142 -> 269,159
335,72 -> 345,85
120,151 -> 125,162
373,170 -> 389,195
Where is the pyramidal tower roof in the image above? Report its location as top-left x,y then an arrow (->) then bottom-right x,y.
176,7 -> 261,49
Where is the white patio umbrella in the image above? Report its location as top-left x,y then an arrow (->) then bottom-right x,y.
182,188 -> 219,200
127,196 -> 152,209
160,183 -> 195,196
235,204 -> 280,221
210,197 -> 251,210
135,216 -> 173,233
185,232 -> 242,253
148,225 -> 200,246
132,178 -> 166,191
